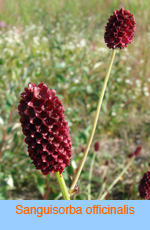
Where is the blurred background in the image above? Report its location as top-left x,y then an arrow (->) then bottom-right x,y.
0,0 -> 150,200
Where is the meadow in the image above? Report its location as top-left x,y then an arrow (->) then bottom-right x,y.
0,0 -> 150,200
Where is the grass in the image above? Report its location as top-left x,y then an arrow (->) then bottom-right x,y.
0,0 -> 150,200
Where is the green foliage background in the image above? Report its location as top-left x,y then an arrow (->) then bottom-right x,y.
0,0 -> 150,200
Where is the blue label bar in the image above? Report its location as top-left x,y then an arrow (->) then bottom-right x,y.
0,201 -> 149,230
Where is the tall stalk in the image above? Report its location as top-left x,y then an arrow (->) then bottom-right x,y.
69,49 -> 116,194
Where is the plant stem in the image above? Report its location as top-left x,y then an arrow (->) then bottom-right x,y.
55,172 -> 70,200
69,49 -> 116,194
99,157 -> 135,200
97,167 -> 108,200
87,152 -> 96,200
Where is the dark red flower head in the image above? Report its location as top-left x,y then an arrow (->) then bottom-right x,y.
104,8 -> 135,49
128,152 -> 135,158
128,145 -> 142,158
105,160 -> 109,166
134,145 -> 142,156
94,142 -> 100,151
139,170 -> 150,200
18,82 -> 72,175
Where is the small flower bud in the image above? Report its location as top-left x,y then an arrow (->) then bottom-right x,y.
128,152 -> 135,158
94,142 -> 100,151
105,160 -> 109,166
134,146 -> 142,156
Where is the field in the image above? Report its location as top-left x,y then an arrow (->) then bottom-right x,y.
0,0 -> 150,200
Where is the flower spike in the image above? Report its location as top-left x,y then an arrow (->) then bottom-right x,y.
104,8 -> 136,49
18,82 -> 72,175
139,170 -> 150,200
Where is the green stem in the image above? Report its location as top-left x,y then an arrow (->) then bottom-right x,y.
97,166 -> 108,200
87,152 -> 96,200
99,157 -> 135,200
69,49 -> 116,194
55,172 -> 70,200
